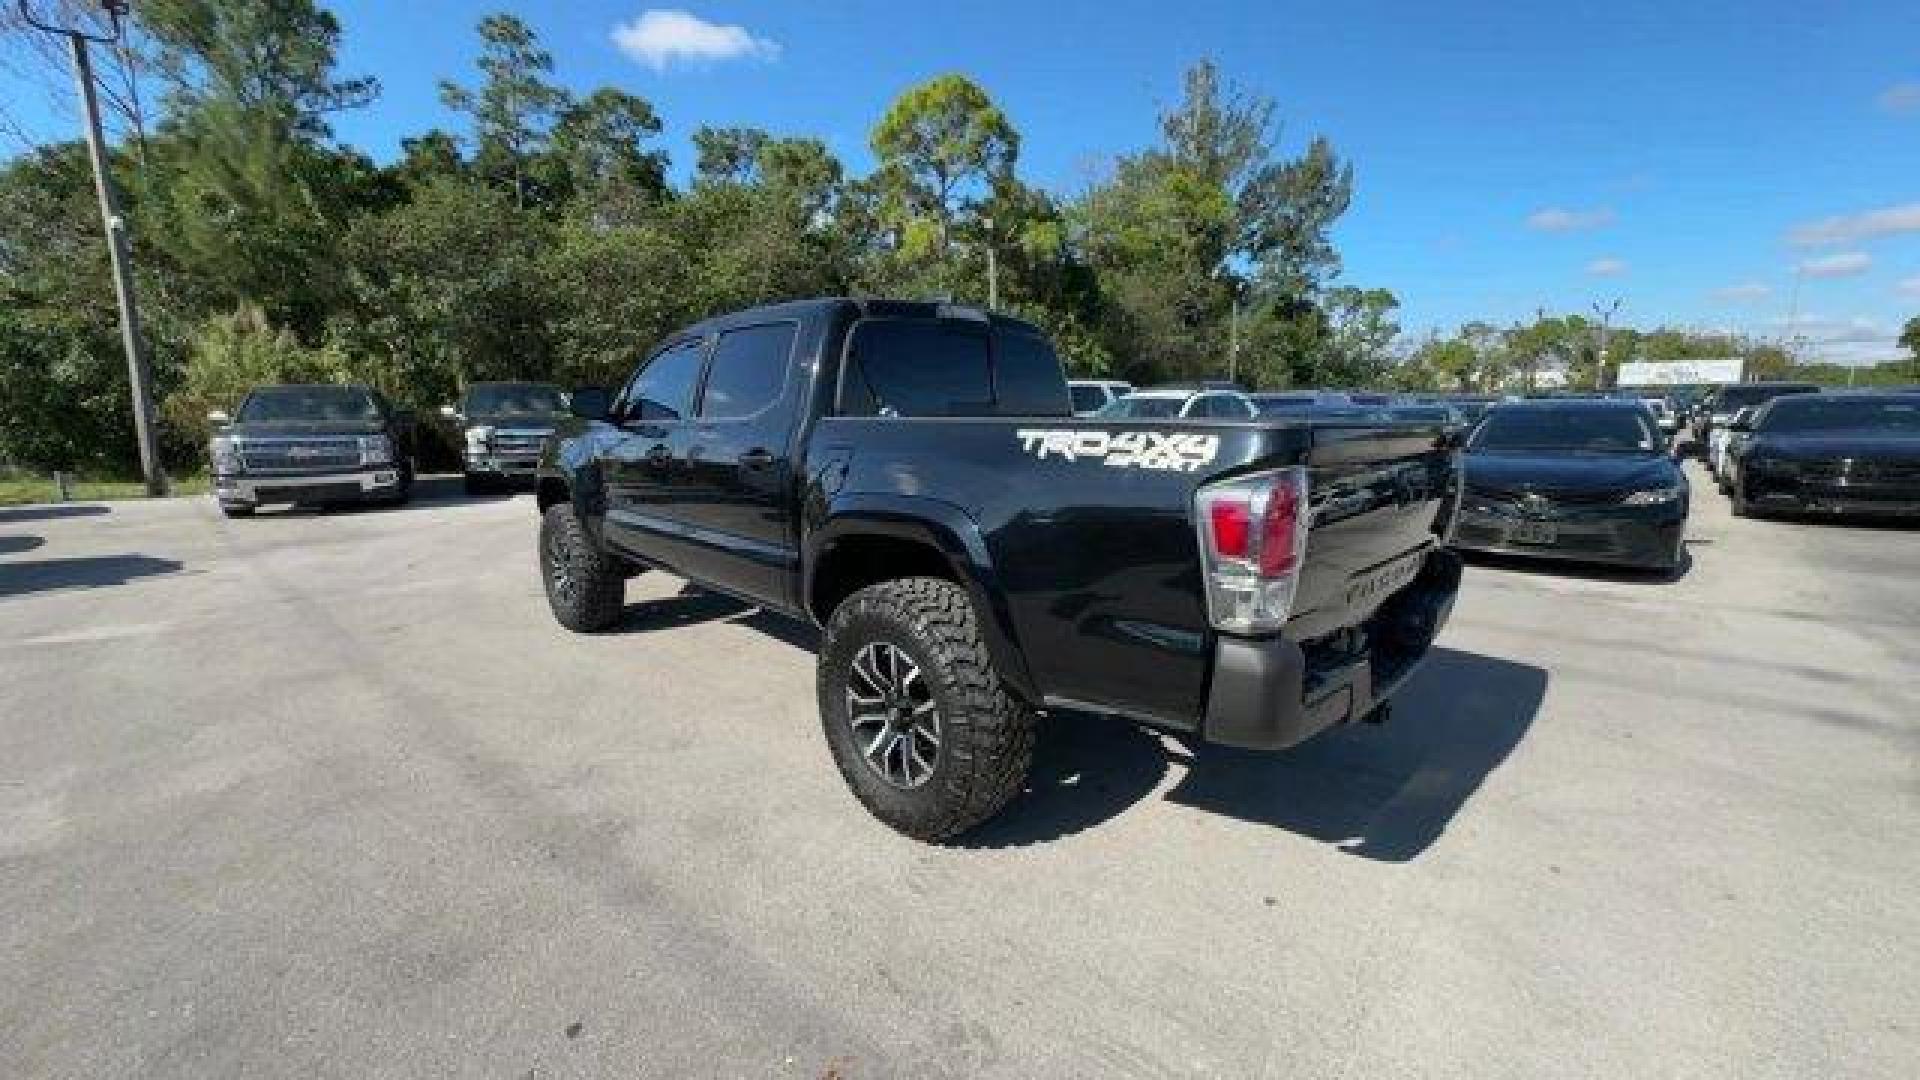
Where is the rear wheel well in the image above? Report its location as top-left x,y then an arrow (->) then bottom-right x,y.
536,476 -> 569,513
810,535 -> 957,624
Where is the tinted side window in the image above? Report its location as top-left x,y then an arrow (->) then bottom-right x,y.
841,320 -> 992,417
994,331 -> 1071,416
700,323 -> 795,419
624,339 -> 706,421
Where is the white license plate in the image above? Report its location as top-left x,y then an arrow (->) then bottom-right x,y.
1510,522 -> 1557,545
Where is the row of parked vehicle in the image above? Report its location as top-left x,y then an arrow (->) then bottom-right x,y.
1688,381 -> 1920,520
1068,379 -> 1498,427
205,380 -> 581,515
1073,379 -> 1690,571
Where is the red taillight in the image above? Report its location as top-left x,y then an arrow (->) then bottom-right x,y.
1195,467 -> 1310,634
1201,475 -> 1303,578
1259,481 -> 1301,577
1209,500 -> 1251,559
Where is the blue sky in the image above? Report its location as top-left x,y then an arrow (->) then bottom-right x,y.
4,1 -> 1917,362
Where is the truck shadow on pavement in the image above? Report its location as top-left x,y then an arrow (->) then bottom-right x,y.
294,475 -> 517,515
616,584 -> 1547,859
960,648 -> 1548,860
0,503 -> 111,524
0,553 -> 183,599
612,583 -> 821,651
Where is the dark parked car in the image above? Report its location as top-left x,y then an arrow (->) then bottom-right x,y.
208,384 -> 415,517
1452,398 -> 1688,571
1689,381 -> 1818,445
1250,391 -> 1357,416
442,381 -> 571,494
1725,391 -> 1920,519
536,298 -> 1462,839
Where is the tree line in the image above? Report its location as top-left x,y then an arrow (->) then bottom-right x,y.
2,1 -> 1913,478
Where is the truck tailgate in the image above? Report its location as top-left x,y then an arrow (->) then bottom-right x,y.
1288,424 -> 1454,641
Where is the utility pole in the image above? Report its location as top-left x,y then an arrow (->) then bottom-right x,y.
1591,298 -> 1622,392
1527,305 -> 1544,393
1228,295 -> 1240,384
981,215 -> 998,311
20,0 -> 165,496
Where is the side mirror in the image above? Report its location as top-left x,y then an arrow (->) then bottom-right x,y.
207,409 -> 230,425
569,385 -> 613,421
439,404 -> 458,420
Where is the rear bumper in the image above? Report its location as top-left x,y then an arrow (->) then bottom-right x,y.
1201,548 -> 1461,751
215,468 -> 401,505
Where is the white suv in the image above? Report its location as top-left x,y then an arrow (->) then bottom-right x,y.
1099,390 -> 1258,419
1068,379 -> 1135,416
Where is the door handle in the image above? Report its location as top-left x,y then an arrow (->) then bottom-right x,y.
737,448 -> 775,469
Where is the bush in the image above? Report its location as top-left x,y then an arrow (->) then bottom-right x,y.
162,305 -> 350,448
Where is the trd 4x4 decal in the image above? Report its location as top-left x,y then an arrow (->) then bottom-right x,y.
1015,429 -> 1220,472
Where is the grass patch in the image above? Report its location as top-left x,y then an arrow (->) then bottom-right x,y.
0,474 -> 210,507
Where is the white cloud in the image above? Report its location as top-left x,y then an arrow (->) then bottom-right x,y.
1711,282 -> 1772,301
1585,257 -> 1628,277
1786,201 -> 1920,246
611,9 -> 780,70
1799,250 -> 1872,278
1878,82 -> 1920,115
1525,206 -> 1616,232
1772,314 -> 1903,366
1897,275 -> 1920,298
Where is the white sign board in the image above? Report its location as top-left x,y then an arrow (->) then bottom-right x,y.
1616,359 -> 1744,386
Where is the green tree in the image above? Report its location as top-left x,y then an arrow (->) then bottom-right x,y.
0,142 -> 151,471
692,126 -> 770,185
1076,61 -> 1353,387
164,304 -> 349,436
439,13 -> 569,209
391,129 -> 466,189
1318,287 -> 1401,386
333,179 -> 555,408
137,0 -> 378,138
1901,316 -> 1920,376
869,74 -> 1018,258
547,88 -> 667,214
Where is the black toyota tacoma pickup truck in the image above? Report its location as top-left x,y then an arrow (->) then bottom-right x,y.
536,299 -> 1463,839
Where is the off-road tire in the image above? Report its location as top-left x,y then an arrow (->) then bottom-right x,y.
540,501 -> 625,632
817,577 -> 1036,841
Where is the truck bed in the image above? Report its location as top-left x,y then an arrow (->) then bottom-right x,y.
806,414 -> 1457,735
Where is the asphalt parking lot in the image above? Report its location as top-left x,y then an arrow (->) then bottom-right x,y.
2,460 -> 1915,1079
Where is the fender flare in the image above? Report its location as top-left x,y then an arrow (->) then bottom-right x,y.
807,494 -> 1039,704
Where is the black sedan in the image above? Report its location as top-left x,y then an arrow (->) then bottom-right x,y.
1726,391 -> 1920,519
1452,399 -> 1688,571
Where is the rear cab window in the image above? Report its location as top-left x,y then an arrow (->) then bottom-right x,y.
838,318 -> 1070,418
